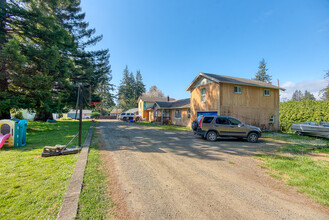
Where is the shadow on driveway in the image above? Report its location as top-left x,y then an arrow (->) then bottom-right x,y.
98,120 -> 280,161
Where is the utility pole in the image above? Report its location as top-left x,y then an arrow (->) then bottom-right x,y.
78,85 -> 83,147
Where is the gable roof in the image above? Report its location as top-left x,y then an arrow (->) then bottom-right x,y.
155,98 -> 190,109
124,108 -> 138,113
110,108 -> 123,114
186,72 -> 285,91
137,95 -> 175,103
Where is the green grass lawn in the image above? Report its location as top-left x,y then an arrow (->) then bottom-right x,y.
135,121 -> 191,131
257,132 -> 329,206
0,120 -> 92,219
263,132 -> 329,154
77,126 -> 113,219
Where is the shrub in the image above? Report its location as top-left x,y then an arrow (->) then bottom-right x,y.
280,100 -> 329,131
12,111 -> 24,119
91,112 -> 101,119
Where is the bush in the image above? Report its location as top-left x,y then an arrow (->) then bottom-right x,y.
280,100 -> 329,131
91,112 -> 101,119
12,111 -> 24,119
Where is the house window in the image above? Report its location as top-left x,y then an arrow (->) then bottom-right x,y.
155,110 -> 158,117
264,89 -> 270,96
269,115 -> 274,123
187,109 -> 191,119
175,110 -> 181,119
234,86 -> 242,94
201,88 -> 206,102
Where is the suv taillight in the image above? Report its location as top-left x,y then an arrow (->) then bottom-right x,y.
198,116 -> 203,128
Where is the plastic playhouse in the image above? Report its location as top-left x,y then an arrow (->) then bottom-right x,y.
0,119 -> 27,149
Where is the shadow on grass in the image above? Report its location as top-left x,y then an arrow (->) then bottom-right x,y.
1,120 -> 92,152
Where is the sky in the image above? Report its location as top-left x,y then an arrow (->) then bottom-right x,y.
80,0 -> 329,101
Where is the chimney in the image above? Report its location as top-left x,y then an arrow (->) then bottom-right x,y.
167,96 -> 170,102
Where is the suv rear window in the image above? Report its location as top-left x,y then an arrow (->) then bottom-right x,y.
203,117 -> 214,124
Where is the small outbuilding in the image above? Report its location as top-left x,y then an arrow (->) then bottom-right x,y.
110,109 -> 123,118
67,109 -> 92,119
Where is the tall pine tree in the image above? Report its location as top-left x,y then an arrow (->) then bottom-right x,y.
118,66 -> 145,110
135,70 -> 146,98
0,0 -> 114,120
254,58 -> 272,83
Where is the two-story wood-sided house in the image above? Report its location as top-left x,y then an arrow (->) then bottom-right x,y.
137,96 -> 175,121
186,73 -> 284,131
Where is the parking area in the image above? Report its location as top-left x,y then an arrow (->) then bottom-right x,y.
99,120 -> 329,219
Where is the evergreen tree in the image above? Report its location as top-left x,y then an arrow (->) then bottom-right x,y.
291,90 -> 303,101
118,66 -> 136,110
0,0 -> 113,120
254,58 -> 272,83
303,90 -> 315,100
135,70 -> 146,98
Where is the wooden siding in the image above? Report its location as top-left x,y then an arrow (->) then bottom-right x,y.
138,100 -> 154,120
220,83 -> 279,130
190,79 -> 280,131
170,108 -> 191,127
138,100 -> 144,117
190,82 -> 220,121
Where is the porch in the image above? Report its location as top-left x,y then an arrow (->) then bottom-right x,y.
154,116 -> 171,125
153,109 -> 171,125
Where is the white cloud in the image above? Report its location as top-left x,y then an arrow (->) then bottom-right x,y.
280,79 -> 327,101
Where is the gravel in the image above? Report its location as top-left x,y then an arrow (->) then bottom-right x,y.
99,120 -> 329,220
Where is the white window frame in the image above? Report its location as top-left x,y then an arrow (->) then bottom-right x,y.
201,88 -> 206,103
234,86 -> 242,94
187,109 -> 191,119
175,110 -> 181,119
264,89 -> 270,96
269,115 -> 274,123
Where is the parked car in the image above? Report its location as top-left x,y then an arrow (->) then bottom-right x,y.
120,112 -> 128,121
120,112 -> 137,121
192,115 -> 261,143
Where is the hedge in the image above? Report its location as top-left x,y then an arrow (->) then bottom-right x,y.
280,100 -> 329,131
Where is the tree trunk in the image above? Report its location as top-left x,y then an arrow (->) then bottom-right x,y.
0,0 -> 10,119
34,112 -> 54,121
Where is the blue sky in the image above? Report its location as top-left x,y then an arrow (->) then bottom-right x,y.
81,0 -> 329,100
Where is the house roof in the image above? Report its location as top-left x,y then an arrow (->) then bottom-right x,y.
68,109 -> 92,114
186,72 -> 285,91
155,98 -> 190,109
124,108 -> 138,113
137,95 -> 175,103
110,108 -> 123,114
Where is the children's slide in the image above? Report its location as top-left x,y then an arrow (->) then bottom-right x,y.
0,133 -> 11,149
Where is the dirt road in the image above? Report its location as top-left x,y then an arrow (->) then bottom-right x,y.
98,120 -> 329,219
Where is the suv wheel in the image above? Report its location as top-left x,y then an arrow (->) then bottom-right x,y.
206,131 -> 217,142
247,132 -> 259,143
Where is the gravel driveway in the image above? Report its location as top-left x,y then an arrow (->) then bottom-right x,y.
98,120 -> 329,220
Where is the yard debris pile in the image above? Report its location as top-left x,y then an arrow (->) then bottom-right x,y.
41,145 -> 81,157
